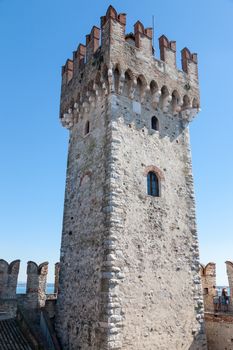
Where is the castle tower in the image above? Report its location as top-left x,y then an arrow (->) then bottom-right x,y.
56,6 -> 207,349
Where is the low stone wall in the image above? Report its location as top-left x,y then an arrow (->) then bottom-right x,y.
205,312 -> 233,350
0,259 -> 60,322
44,295 -> 57,318
0,299 -> 17,320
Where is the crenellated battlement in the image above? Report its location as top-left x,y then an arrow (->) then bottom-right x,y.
0,259 -> 60,319
60,5 -> 200,131
181,47 -> 198,74
26,261 -> 49,309
61,5 -> 198,80
0,259 -> 20,299
85,26 -> 100,63
159,35 -> 177,68
200,262 -> 233,349
62,59 -> 73,86
133,20 -> 153,51
101,5 -> 126,28
200,261 -> 233,313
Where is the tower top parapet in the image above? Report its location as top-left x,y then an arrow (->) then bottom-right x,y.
60,5 -> 200,129
61,5 -> 198,80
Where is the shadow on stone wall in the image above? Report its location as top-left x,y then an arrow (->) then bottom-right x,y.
188,331 -> 207,350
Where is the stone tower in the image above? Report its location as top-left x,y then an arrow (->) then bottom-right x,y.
56,6 -> 207,350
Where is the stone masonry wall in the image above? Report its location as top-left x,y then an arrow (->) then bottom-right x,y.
0,259 -> 20,319
0,260 -> 58,320
205,313 -> 233,350
107,93 -> 205,349
200,263 -> 216,312
55,96 -> 112,349
200,261 -> 233,350
56,6 -> 206,350
226,261 -> 233,313
0,260 -> 20,299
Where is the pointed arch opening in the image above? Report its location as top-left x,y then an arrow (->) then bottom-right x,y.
123,70 -> 133,97
84,121 -> 90,135
150,80 -> 158,95
102,65 -> 109,94
135,75 -> 147,102
134,77 -> 143,102
183,95 -> 191,109
192,97 -> 199,109
151,116 -> 159,131
172,90 -> 181,114
160,85 -> 170,110
114,67 -> 120,94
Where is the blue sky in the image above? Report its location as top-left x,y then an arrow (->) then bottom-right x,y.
0,0 -> 232,284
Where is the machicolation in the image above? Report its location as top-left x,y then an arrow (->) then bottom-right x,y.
60,5 -> 200,132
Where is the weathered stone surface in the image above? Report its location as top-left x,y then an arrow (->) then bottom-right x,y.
0,259 -> 20,319
55,5 -> 206,350
25,261 -> 49,310
200,262 -> 233,350
226,261 -> 233,313
205,313 -> 233,350
200,263 -> 216,312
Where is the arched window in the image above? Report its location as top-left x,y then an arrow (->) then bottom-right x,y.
151,116 -> 159,131
147,172 -> 159,197
84,121 -> 90,135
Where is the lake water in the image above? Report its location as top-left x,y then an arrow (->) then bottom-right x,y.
216,286 -> 230,296
16,284 -> 230,295
17,283 -> 55,294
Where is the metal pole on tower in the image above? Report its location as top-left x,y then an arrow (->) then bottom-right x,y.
152,15 -> 155,55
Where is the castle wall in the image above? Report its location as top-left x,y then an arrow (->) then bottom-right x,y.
107,94 -> 205,349
0,260 -> 58,321
226,261 -> 233,312
200,263 -> 216,312
205,313 -> 233,350
200,262 -> 233,350
0,260 -> 20,319
55,95 -> 112,349
0,300 -> 18,320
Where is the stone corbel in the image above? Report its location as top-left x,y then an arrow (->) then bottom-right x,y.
73,103 -> 80,123
162,94 -> 172,113
89,95 -> 96,107
181,108 -> 199,123
118,74 -> 125,95
129,79 -> 137,100
93,83 -> 102,101
141,85 -> 150,103
151,90 -> 161,108
61,111 -> 74,129
101,77 -> 108,96
82,101 -> 89,114
172,100 -> 182,116
108,67 -> 115,93
74,102 -> 79,112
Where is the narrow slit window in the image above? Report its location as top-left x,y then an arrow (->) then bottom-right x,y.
151,116 -> 159,131
85,121 -> 90,135
147,171 -> 159,197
